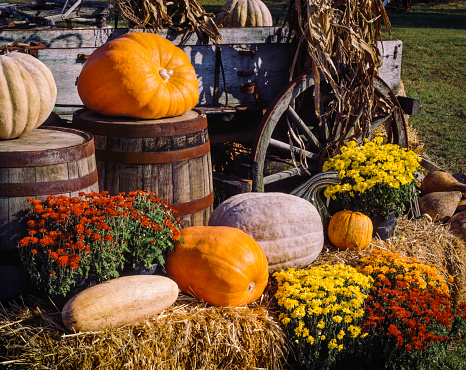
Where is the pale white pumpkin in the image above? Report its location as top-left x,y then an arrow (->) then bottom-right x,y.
218,0 -> 273,27
0,52 -> 57,140
208,192 -> 324,273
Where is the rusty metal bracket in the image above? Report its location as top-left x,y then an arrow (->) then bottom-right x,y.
0,21 -> 15,29
240,80 -> 266,110
238,50 -> 256,57
77,53 -> 90,63
213,46 -> 228,107
237,70 -> 255,77
0,41 -> 46,58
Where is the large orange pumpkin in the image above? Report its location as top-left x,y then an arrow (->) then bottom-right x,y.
77,32 -> 199,119
165,226 -> 269,307
328,210 -> 373,251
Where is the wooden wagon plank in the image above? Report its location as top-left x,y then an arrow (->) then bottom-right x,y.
377,40 -> 403,94
0,27 -> 288,48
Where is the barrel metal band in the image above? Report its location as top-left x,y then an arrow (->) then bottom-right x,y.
95,141 -> 211,164
0,169 -> 98,197
171,191 -> 214,217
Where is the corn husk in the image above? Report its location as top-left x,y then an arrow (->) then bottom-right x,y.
113,0 -> 222,43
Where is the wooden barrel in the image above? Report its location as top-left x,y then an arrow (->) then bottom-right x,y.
0,126 -> 99,303
71,108 -> 214,228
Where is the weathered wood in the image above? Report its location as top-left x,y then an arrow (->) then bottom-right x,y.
396,95 -> 421,116
212,172 -> 253,200
36,42 -> 295,116
71,109 -> 214,228
263,166 -> 312,186
373,76 -> 408,148
1,0 -> 111,28
0,27 -> 288,48
377,40 -> 403,94
0,126 -> 99,302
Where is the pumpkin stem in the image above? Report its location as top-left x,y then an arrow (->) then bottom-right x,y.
159,69 -> 174,82
247,282 -> 255,291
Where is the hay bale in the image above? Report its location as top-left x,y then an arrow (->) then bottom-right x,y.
0,295 -> 289,369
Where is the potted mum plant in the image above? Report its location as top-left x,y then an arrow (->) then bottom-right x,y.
18,190 -> 182,298
322,136 -> 421,238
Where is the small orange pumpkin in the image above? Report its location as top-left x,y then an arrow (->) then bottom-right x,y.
77,32 -> 199,119
328,210 -> 373,251
165,226 -> 269,307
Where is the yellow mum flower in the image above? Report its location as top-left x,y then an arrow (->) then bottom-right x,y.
328,339 -> 338,349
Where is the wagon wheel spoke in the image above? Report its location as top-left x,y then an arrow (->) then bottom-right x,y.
263,165 -> 318,186
269,138 -> 319,161
286,105 -> 324,151
251,73 -> 408,193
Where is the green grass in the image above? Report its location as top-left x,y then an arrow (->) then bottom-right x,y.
381,1 -> 466,174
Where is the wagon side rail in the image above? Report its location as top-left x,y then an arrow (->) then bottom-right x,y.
0,27 -> 405,120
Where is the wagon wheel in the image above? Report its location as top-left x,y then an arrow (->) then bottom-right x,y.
250,71 -> 408,192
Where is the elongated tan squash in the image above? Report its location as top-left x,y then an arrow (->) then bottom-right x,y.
208,192 -> 324,273
419,191 -> 462,223
0,52 -> 57,139
62,275 -> 179,332
448,210 -> 466,242
421,171 -> 466,195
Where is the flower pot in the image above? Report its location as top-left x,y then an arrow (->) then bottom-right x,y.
121,264 -> 158,277
370,211 -> 396,240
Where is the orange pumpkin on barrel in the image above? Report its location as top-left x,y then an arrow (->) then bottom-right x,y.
77,32 -> 199,120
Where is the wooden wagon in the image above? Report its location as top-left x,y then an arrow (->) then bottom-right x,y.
0,25 -> 414,194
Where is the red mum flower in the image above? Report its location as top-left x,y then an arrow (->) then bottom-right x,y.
57,255 -> 69,267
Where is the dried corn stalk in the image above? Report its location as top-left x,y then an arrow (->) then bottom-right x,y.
285,0 -> 391,151
114,0 -> 222,43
